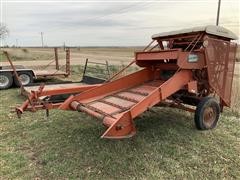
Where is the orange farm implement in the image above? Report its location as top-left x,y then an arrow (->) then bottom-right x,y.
16,25 -> 238,139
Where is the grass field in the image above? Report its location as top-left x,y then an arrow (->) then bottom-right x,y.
0,89 -> 239,179
0,48 -> 240,179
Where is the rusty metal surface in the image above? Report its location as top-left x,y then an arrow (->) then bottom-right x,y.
136,49 -> 180,60
76,82 -> 161,119
205,37 -> 237,106
16,83 -> 100,116
68,70 -> 193,138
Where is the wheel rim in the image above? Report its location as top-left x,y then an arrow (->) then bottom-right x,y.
19,74 -> 30,85
0,75 -> 9,87
203,106 -> 216,128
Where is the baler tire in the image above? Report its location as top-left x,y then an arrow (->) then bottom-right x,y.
14,71 -> 33,87
0,72 -> 13,90
194,96 -> 220,130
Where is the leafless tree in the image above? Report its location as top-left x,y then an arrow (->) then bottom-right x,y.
0,24 -> 9,39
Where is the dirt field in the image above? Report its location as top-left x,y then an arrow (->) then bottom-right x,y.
0,47 -> 142,67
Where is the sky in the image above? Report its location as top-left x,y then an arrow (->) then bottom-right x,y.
0,0 -> 239,46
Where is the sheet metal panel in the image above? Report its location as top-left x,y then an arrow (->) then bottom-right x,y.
205,37 -> 237,106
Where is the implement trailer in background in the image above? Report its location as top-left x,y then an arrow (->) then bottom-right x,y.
29,48 -> 71,78
17,25 -> 238,139
0,48 -> 71,90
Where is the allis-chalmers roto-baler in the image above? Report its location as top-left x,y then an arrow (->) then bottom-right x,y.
17,25 -> 238,139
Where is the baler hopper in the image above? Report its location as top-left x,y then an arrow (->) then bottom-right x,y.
17,25 -> 238,139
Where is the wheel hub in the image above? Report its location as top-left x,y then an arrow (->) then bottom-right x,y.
203,106 -> 216,128
19,74 -> 30,85
0,75 -> 9,87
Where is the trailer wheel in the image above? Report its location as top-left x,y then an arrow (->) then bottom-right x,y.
0,72 -> 13,90
194,97 -> 220,130
14,72 -> 33,86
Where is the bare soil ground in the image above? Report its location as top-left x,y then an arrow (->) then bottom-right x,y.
0,47 -> 142,67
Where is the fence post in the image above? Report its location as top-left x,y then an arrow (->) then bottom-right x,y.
106,60 -> 110,79
65,48 -> 70,76
54,47 -> 59,70
82,58 -> 88,77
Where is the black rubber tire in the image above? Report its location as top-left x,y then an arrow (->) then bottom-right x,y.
14,71 -> 34,87
0,72 -> 13,90
194,96 -> 220,130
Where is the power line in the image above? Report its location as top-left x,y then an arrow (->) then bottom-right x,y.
46,1 -> 155,33
77,1 -> 154,23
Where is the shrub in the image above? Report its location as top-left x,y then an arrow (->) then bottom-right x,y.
22,48 -> 29,53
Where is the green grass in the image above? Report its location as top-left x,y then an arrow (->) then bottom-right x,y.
0,89 -> 239,179
58,64 -> 139,82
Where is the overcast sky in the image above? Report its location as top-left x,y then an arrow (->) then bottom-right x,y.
1,0 -> 239,46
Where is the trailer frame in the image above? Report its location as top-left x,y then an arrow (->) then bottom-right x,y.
0,48 -> 71,89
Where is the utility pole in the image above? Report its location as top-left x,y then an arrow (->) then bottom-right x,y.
40,32 -> 44,47
216,0 -> 221,25
15,39 -> 18,48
